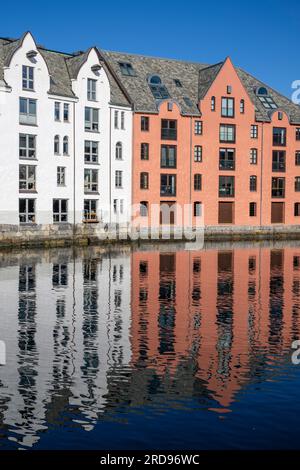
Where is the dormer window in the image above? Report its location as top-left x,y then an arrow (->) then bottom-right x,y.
119,62 -> 136,76
22,65 -> 34,91
183,96 -> 193,107
148,75 -> 169,100
174,79 -> 182,87
256,86 -> 277,109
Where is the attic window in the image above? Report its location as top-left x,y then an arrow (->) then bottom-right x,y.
174,79 -> 182,87
26,50 -> 37,59
256,86 -> 278,109
183,96 -> 193,107
257,87 -> 268,96
119,62 -> 136,76
148,75 -> 169,100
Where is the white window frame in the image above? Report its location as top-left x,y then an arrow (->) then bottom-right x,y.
54,102 -> 61,121
84,169 -> 98,193
53,199 -> 68,223
115,170 -> 123,188
84,140 -> 98,163
19,198 -> 35,224
87,79 -> 97,101
22,65 -> 34,90
19,164 -> 36,191
85,107 -> 99,132
57,166 -> 66,186
19,134 -> 36,159
19,98 -> 37,125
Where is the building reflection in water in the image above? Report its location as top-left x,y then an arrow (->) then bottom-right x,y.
0,244 -> 299,448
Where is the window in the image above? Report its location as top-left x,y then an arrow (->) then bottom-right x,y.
19,165 -> 36,191
227,85 -> 232,94
249,202 -> 257,217
141,116 -> 149,131
194,174 -> 202,190
294,203 -> 300,216
140,201 -> 148,217
115,142 -> 123,160
296,151 -> 300,166
161,119 -> 177,140
87,78 -> 97,101
295,177 -> 300,192
121,111 -> 125,130
272,150 -> 286,171
194,202 -> 202,217
113,199 -> 118,214
249,175 -> 257,192
120,199 -> 124,214
63,103 -> 69,122
140,172 -> 149,189
273,127 -> 286,146
251,125 -> 258,138
240,99 -> 245,114
272,177 -> 285,197
160,174 -> 176,196
85,107 -> 99,131
148,75 -> 169,99
57,167 -> 66,186
296,128 -> 300,141
194,120 -> 203,135
19,134 -> 36,159
161,145 -> 176,168
183,96 -> 193,107
220,124 -> 235,143
84,199 -> 97,221
211,96 -> 216,111
257,87 -> 277,109
19,98 -> 37,125
221,97 -> 234,117
141,143 -> 149,160
84,169 -> 98,193
219,176 -> 234,197
114,110 -> 119,129
54,135 -> 60,155
54,102 -> 61,121
63,136 -> 69,155
174,79 -> 182,87
53,199 -> 68,223
278,111 -> 283,120
22,65 -> 34,90
85,141 -> 98,163
19,198 -> 35,224
115,170 -> 123,188
194,145 -> 202,162
119,62 -> 136,76
250,148 -> 258,165
219,148 -> 235,170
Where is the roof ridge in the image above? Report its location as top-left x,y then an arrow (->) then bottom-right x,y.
103,49 -> 209,67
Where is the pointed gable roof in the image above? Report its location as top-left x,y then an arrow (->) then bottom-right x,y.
198,61 -> 224,100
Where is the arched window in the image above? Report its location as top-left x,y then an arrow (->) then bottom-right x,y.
256,86 -> 277,109
140,201 -> 148,217
240,99 -> 245,114
115,142 -> 123,160
148,75 -> 169,100
63,136 -> 69,155
257,86 -> 268,96
211,96 -> 216,111
54,135 -> 60,155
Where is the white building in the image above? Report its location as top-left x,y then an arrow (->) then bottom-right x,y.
0,32 -> 132,228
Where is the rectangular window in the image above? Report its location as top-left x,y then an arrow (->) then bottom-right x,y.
250,148 -> 258,165
57,167 -> 66,186
19,165 -> 36,191
84,199 -> 98,221
194,145 -> 202,162
273,127 -> 286,146
140,172 -> 149,189
84,140 -> 98,163
63,103 -> 69,122
194,202 -> 202,217
54,102 -> 61,121
141,116 -> 149,131
249,202 -> 257,217
87,78 -> 97,101
114,110 -> 119,129
194,120 -> 203,135
161,119 -> 177,140
84,169 -> 98,193
250,175 -> 257,192
119,62 -> 136,76
121,111 -> 125,130
19,98 -> 37,125
294,203 -> 300,216
53,199 -> 68,223
251,125 -> 258,139
19,198 -> 35,224
115,170 -> 123,188
219,124 -> 235,143
22,65 -> 34,90
272,150 -> 286,171
19,134 -> 36,159
296,128 -> 300,141
161,145 -> 176,168
219,175 -> 235,197
219,148 -> 235,170
194,174 -> 202,191
272,177 -> 285,197
296,151 -> 300,166
295,177 -> 300,192
221,97 -> 234,117
240,99 -> 245,114
141,143 -> 149,160
160,174 -> 176,196
113,199 -> 118,214
85,107 -> 99,132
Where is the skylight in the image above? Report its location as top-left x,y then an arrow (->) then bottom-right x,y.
256,86 -> 277,109
119,62 -> 136,76
148,75 -> 169,100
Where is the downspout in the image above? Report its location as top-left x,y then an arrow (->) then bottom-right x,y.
189,116 -> 193,229
109,107 -> 112,225
73,101 -> 76,240
259,122 -> 264,227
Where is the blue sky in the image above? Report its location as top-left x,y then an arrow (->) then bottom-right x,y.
1,0 -> 299,98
